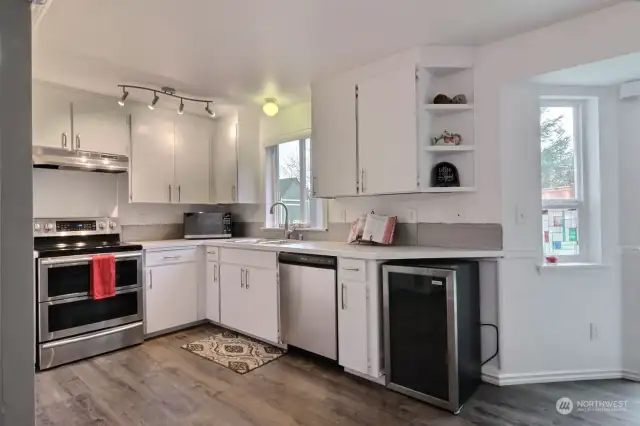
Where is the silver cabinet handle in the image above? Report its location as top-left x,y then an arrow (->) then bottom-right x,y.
75,134 -> 81,150
213,264 -> 217,282
168,185 -> 172,202
361,169 -> 366,193
312,176 -> 317,196
149,269 -> 153,290
245,269 -> 250,289
240,268 -> 245,288
61,133 -> 68,149
231,185 -> 236,202
162,255 -> 181,260
178,185 -> 181,202
342,267 -> 360,272
341,283 -> 346,310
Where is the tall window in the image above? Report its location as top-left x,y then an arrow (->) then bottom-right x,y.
540,100 -> 585,260
265,138 -> 325,229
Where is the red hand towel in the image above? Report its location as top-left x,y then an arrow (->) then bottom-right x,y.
91,254 -> 116,300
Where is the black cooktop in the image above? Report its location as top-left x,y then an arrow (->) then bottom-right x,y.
34,234 -> 143,258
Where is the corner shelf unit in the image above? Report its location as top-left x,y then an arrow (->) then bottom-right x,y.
418,64 -> 476,191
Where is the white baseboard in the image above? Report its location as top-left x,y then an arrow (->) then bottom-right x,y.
623,370 -> 640,382
482,368 -> 623,386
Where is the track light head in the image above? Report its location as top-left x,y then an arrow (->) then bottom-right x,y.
117,89 -> 129,107
205,102 -> 216,118
148,92 -> 159,110
178,99 -> 185,115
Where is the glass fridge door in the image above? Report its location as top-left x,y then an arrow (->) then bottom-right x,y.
385,266 -> 453,403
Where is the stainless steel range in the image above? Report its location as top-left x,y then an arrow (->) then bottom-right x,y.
34,217 -> 144,370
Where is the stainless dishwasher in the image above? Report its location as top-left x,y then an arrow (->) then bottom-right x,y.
279,252 -> 337,360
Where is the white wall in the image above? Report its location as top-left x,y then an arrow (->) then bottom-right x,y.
495,83 -> 621,381
470,1 -> 640,381
33,170 -> 218,224
618,97 -> 640,379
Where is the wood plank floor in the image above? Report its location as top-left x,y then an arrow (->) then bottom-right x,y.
36,325 -> 640,425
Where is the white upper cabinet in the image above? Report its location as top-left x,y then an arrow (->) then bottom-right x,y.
311,74 -> 359,198
130,108 -> 176,203
357,66 -> 418,195
32,81 -> 129,156
175,115 -> 212,204
73,95 -> 130,156
32,83 -> 73,149
211,117 -> 238,203
235,107 -> 262,203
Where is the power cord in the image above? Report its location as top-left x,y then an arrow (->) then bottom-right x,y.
481,323 -> 499,366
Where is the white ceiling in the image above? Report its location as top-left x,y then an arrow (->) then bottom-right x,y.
33,0 -> 622,107
533,52 -> 640,86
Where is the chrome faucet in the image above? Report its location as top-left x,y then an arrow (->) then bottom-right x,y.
269,202 -> 293,239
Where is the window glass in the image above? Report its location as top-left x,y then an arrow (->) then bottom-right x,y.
542,208 -> 579,256
277,140 -> 302,225
540,107 -> 576,200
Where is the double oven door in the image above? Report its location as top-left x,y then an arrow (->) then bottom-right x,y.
37,252 -> 143,343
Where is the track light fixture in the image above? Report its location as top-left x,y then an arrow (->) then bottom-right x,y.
205,102 -> 216,118
117,88 -> 129,106
117,85 -> 216,118
148,92 -> 159,110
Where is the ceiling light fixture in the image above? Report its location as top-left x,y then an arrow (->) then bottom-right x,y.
117,85 -> 216,118
117,89 -> 129,107
205,102 -> 216,118
262,98 -> 279,117
148,92 -> 159,110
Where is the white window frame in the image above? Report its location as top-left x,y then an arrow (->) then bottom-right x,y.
540,99 -> 589,262
265,138 -> 327,230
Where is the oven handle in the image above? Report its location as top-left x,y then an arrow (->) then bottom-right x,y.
43,286 -> 142,305
40,252 -> 142,266
40,321 -> 143,349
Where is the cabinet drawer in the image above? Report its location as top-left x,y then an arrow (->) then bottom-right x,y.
220,248 -> 277,269
338,258 -> 366,282
145,248 -> 197,267
205,246 -> 219,261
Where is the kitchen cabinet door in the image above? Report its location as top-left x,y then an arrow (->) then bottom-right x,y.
244,267 -> 279,343
175,115 -> 211,204
210,117 -> 238,203
32,82 -> 73,149
206,261 -> 220,322
338,279 -> 369,375
311,75 -> 358,197
219,263 -> 246,331
72,95 -> 130,156
357,66 -> 418,195
145,263 -> 198,335
130,108 -> 176,203
236,107 -> 262,203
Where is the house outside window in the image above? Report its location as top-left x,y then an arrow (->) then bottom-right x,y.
540,100 -> 587,261
265,138 -> 325,229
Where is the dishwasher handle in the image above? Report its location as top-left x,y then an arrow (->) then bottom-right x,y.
278,252 -> 337,269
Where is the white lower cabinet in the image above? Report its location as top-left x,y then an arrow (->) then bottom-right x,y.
206,261 -> 220,322
145,260 -> 198,335
219,248 -> 279,343
338,279 -> 369,375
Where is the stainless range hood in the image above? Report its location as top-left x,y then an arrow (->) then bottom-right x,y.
33,146 -> 128,173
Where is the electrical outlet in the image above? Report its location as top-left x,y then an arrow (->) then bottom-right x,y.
407,209 -> 417,224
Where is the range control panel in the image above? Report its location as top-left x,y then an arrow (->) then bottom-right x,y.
33,217 -> 119,236
56,221 -> 97,232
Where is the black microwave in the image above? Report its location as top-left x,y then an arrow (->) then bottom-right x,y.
184,212 -> 232,239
